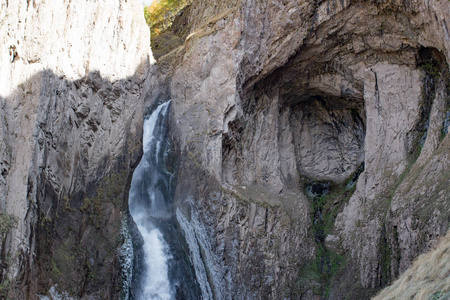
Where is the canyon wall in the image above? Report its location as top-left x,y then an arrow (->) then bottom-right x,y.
0,0 -> 151,298
0,0 -> 449,299
153,0 -> 450,298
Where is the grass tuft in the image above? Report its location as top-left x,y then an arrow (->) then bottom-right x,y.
373,230 -> 450,300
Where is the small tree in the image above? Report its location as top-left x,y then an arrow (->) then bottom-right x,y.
144,0 -> 189,37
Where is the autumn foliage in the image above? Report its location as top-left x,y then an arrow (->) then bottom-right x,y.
144,0 -> 189,37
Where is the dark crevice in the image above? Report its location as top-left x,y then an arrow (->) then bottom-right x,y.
377,225 -> 392,287
297,171 -> 365,298
407,47 -> 449,159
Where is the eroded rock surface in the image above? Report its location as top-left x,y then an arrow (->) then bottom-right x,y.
0,0 -> 151,298
153,0 -> 450,298
0,0 -> 449,299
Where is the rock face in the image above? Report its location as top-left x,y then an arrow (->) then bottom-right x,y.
1,0 -> 449,299
153,0 -> 450,298
0,0 -> 151,298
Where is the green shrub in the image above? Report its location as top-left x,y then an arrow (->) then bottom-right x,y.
144,0 -> 189,37
0,211 -> 18,240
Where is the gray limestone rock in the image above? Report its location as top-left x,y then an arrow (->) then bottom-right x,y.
1,0 -> 449,299
154,0 -> 450,298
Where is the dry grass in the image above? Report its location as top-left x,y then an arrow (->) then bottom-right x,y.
373,230 -> 450,300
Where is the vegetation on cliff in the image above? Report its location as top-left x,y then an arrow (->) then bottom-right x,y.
144,0 -> 188,36
0,211 -> 18,241
144,0 -> 190,59
374,230 -> 450,300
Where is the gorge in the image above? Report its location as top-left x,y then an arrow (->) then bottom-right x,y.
0,0 -> 449,299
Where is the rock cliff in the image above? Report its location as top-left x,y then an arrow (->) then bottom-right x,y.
0,0 -> 449,299
153,0 -> 450,298
0,0 -> 151,298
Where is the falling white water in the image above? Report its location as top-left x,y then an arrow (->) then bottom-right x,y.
137,223 -> 172,300
129,101 -> 173,300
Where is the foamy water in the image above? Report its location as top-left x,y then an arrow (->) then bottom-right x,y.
129,101 -> 173,300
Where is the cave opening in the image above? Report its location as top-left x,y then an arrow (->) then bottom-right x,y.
230,37 -> 450,297
282,93 -> 365,184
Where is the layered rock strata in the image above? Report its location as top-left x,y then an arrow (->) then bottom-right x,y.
0,0 -> 151,298
153,0 -> 450,298
0,0 -> 449,299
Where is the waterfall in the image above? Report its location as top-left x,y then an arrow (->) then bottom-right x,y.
129,101 -> 174,300
128,101 -> 202,300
